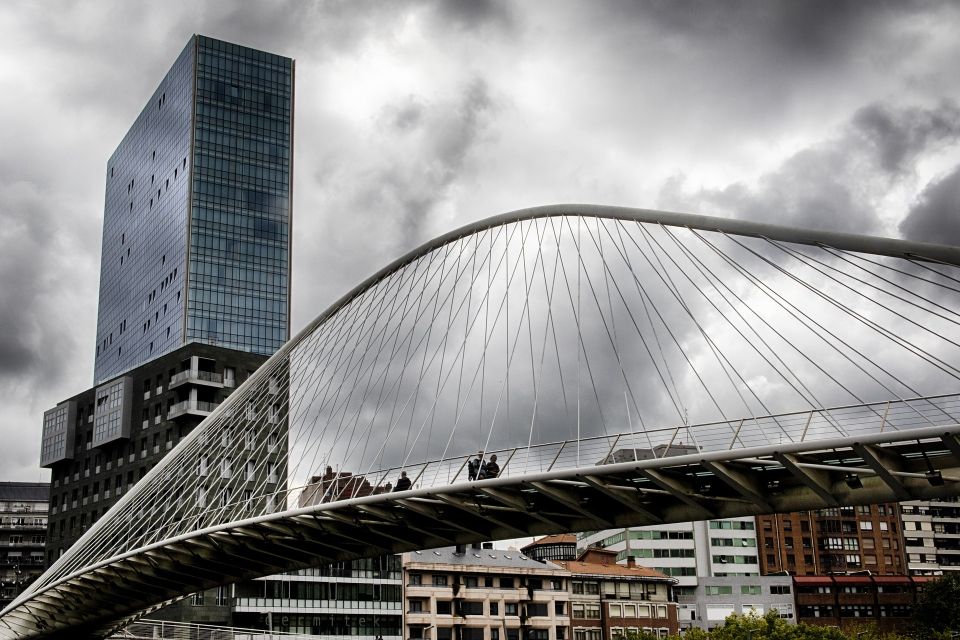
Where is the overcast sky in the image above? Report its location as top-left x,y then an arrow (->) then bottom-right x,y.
1,0 -> 959,482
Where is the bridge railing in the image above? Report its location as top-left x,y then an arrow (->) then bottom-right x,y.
282,392 -> 960,507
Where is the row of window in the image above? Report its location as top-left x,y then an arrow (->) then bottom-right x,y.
411,600 -> 563,617
702,584 -> 789,596
194,129 -> 289,165
799,604 -> 913,618
410,574 -> 563,590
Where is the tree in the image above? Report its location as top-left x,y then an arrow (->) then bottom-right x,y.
708,611 -> 846,640
913,572 -> 960,639
624,610 -> 852,640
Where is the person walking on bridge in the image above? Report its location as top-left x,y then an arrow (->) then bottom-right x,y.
394,471 -> 412,491
479,454 -> 499,479
468,451 -> 484,481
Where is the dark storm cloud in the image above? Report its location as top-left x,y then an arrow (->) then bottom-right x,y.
0,183 -> 89,392
853,101 -> 960,174
598,0 -> 931,61
367,78 -> 498,249
900,165 -> 960,245
2,0 -> 960,481
662,102 -> 960,234
428,0 -> 515,33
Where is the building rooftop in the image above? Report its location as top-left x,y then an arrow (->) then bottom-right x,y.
407,545 -> 567,572
552,548 -> 674,583
0,482 -> 49,503
523,534 -> 577,549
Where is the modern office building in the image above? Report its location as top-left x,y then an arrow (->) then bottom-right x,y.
41,344 -> 275,562
756,504 -> 907,575
0,484 -> 49,607
901,498 -> 960,575
38,34 -> 295,625
404,544 -> 572,640
578,516 -> 770,630
93,34 -> 294,384
674,576 -> 794,630
231,555 -> 403,637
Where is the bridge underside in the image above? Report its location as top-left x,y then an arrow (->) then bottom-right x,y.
7,424 -> 960,638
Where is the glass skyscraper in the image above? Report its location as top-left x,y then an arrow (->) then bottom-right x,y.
94,35 -> 294,383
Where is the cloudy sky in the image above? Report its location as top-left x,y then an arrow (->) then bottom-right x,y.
1,0 -> 959,481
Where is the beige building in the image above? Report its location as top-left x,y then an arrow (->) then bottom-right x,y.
552,548 -> 679,639
403,544 -> 571,640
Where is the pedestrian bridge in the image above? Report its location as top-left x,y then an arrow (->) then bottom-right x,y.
4,205 -> 960,638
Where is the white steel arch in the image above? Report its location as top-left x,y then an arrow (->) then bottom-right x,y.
4,205 -> 960,638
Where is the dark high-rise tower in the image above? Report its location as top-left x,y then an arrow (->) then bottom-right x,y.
94,35 -> 294,384
40,41 -> 294,620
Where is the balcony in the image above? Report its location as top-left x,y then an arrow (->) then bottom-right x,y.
169,370 -> 224,389
167,399 -> 219,420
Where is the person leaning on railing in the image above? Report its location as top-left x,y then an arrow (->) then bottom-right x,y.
479,454 -> 499,479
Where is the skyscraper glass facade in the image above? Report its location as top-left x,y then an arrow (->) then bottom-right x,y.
188,36 -> 292,357
94,35 -> 293,383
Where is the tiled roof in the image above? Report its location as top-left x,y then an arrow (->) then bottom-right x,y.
523,534 -> 577,548
551,559 -> 673,582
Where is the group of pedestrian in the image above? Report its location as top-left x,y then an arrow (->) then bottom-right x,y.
391,451 -> 500,494
467,451 -> 499,481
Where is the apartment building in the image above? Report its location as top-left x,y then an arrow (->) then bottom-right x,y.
404,544 -> 571,640
0,483 -> 48,607
552,547 -> 679,638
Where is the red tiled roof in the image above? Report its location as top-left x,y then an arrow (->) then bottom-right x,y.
794,576 -> 833,584
524,534 -> 577,548
552,559 -> 671,581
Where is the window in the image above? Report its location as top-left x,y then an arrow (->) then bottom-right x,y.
585,605 -> 601,619
408,600 -> 423,613
770,585 -> 791,595
490,602 -> 499,615
860,521 -> 873,531
500,577 -> 514,588
527,603 -> 548,617
436,601 -> 451,615
741,585 -> 761,595
505,602 -> 518,616
555,601 -> 566,615
464,576 -> 478,588
433,575 -> 448,587
572,604 -> 584,619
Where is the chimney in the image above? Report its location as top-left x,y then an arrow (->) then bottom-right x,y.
455,544 -> 465,555
626,556 -> 636,568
